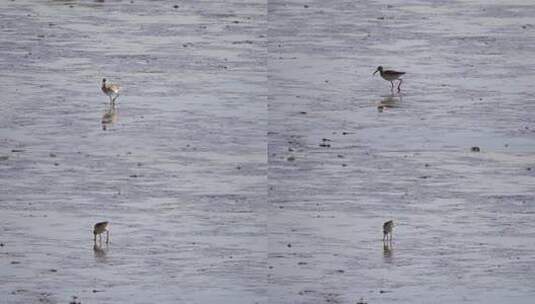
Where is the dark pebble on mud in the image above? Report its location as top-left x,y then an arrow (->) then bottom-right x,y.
232,20 -> 240,24
336,269 -> 344,273
173,5 -> 179,9
49,269 -> 57,272
527,167 -> 531,171
425,163 -> 430,167
304,5 -> 309,8
0,243 -> 4,247
49,153 -> 56,157
322,138 -> 331,142
342,164 -> 347,167
298,262 -> 307,265
11,261 -> 21,264
299,111 -> 307,114
471,146 -> 481,152
236,166 -> 241,170
319,143 -> 330,147
129,174 -> 138,178
54,162 -> 59,166
337,154 -> 344,158
287,243 -> 292,248
11,149 -> 24,152
287,156 -> 295,161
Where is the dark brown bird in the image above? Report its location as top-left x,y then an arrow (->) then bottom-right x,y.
93,221 -> 110,244
373,66 -> 405,92
383,220 -> 394,242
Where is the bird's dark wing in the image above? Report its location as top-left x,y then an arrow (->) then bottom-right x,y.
383,70 -> 405,76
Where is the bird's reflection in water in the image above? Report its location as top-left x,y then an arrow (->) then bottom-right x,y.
383,240 -> 393,263
101,101 -> 117,131
377,94 -> 402,112
93,243 -> 108,262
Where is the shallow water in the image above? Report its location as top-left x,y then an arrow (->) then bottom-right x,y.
1,0 -> 535,303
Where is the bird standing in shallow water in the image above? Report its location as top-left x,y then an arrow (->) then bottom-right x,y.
101,78 -> 121,103
93,221 -> 110,244
373,66 -> 405,92
383,220 -> 394,242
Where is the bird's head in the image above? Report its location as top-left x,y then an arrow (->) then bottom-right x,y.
102,78 -> 107,83
373,66 -> 383,75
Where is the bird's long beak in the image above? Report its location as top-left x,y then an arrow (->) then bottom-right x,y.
373,69 -> 378,76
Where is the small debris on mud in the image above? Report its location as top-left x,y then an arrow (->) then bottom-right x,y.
173,5 -> 179,9
69,296 -> 81,304
379,290 -> 391,294
49,153 -> 56,157
471,146 -> 481,152
287,156 -> 295,161
304,5 -> 309,8
287,243 -> 292,248
11,261 -> 21,264
0,243 -> 4,247
11,149 -> 24,153
299,111 -> 307,115
319,143 -> 331,148
49,269 -> 57,272
356,297 -> 368,304
297,261 -> 307,265
0,156 -> 8,161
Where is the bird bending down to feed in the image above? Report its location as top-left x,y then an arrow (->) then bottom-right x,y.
383,220 -> 394,242
373,66 -> 405,92
101,78 -> 121,102
93,221 -> 110,244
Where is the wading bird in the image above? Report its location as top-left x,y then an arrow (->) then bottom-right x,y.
373,66 -> 405,92
383,220 -> 394,242
93,221 -> 110,244
101,78 -> 121,102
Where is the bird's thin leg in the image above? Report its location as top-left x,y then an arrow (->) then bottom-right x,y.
93,234 -> 96,243
397,79 -> 403,92
106,231 -> 109,244
390,81 -> 394,91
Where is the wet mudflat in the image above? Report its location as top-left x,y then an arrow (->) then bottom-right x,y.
1,0 -> 266,303
267,0 -> 535,303
1,0 -> 535,304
